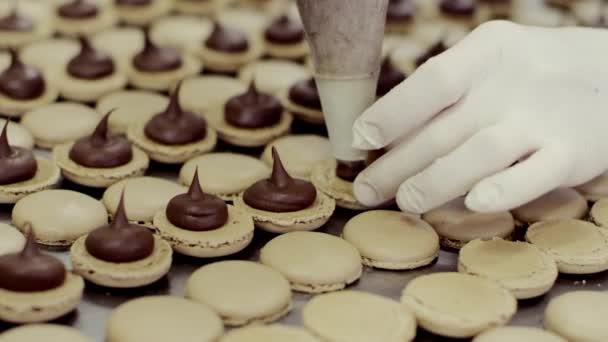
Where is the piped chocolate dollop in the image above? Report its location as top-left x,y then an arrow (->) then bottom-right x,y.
144,83 -> 207,145
387,0 -> 415,23
288,78 -> 322,110
115,0 -> 151,5
0,224 -> 66,292
415,40 -> 447,67
440,0 -> 476,16
377,58 -> 405,97
336,160 -> 366,182
205,23 -> 249,53
58,0 -> 99,19
67,36 -> 115,80
69,111 -> 133,168
85,192 -> 155,263
0,121 -> 37,185
0,9 -> 34,32
0,50 -> 46,100
133,30 -> 182,72
225,83 -> 283,128
244,147 -> 316,212
166,169 -> 228,231
264,15 -> 304,44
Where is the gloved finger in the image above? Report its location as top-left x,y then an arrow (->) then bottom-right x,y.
465,146 -> 571,212
353,101 -> 477,207
395,123 -> 536,214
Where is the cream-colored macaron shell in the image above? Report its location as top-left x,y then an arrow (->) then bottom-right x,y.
401,272 -> 517,338
20,38 -> 80,76
103,177 -> 186,225
590,198 -> 608,227
178,76 -> 246,115
0,157 -> 61,204
179,153 -> 270,200
261,135 -> 331,179
12,189 -> 108,246
239,60 -> 309,95
52,0 -> 117,37
260,231 -> 362,293
91,27 -> 144,70
21,102 -> 101,149
473,326 -> 566,342
127,52 -> 202,92
343,210 -> 439,270
106,296 -> 223,342
96,90 -> 168,133
150,15 -> 213,52
113,0 -> 173,26
0,1 -> 53,49
219,325 -> 321,342
458,238 -> 558,299
186,260 -> 291,326
526,219 -> 608,274
389,39 -> 426,75
217,8 -> 269,37
512,188 -> 588,224
303,291 -> 417,342
0,324 -> 92,342
544,291 -> 608,342
422,197 -> 515,249
577,171 -> 608,201
0,118 -> 34,150
0,223 -> 25,255
310,159 -> 369,210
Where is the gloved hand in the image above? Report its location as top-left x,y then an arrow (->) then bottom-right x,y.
352,21 -> 608,214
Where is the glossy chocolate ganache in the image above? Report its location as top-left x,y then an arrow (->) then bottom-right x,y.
205,23 -> 249,53
166,169 -> 228,231
0,224 -> 66,292
225,82 -> 283,128
67,36 -> 115,80
144,82 -> 207,145
85,192 -> 155,263
244,147 -> 316,212
0,121 -> 37,185
264,15 -> 305,44
440,0 -> 477,16
69,111 -> 133,168
0,50 -> 46,100
386,0 -> 415,23
288,78 -> 322,110
115,0 -> 151,6
133,29 -> 183,72
0,8 -> 34,32
58,0 -> 99,19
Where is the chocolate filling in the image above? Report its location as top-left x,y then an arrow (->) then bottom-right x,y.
205,23 -> 249,53
0,224 -> 66,292
133,30 -> 182,72
115,0 -> 151,6
166,169 -> 228,231
415,40 -> 447,67
85,192 -> 155,263
144,82 -> 207,145
244,147 -> 316,212
440,0 -> 477,16
0,121 -> 37,185
288,78 -> 322,110
0,50 -> 46,100
58,0 -> 99,19
0,9 -> 34,32
69,111 -> 133,168
225,82 -> 283,128
264,15 -> 305,44
336,160 -> 366,182
68,36 -> 115,80
377,58 -> 406,97
387,0 -> 415,23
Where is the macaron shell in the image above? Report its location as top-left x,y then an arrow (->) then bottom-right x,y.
0,324 -> 92,342
512,188 -> 588,224
0,223 -> 25,256
219,325 -> 321,342
473,326 -> 566,342
260,135 -> 331,179
544,291 -> 608,341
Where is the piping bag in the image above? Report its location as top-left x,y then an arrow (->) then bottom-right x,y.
296,0 -> 388,178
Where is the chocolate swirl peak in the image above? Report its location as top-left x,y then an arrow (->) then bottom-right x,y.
58,0 -> 99,19
205,23 -> 249,53
0,223 -> 66,292
243,147 -> 316,212
225,82 -> 283,128
85,192 -> 155,263
440,0 -> 476,16
288,78 -> 322,110
67,36 -> 115,80
0,8 -> 34,32
133,29 -> 182,72
144,82 -> 207,145
0,49 -> 46,100
0,121 -> 37,185
166,169 -> 228,231
387,0 -> 415,22
377,58 -> 406,97
69,110 -> 133,168
115,0 -> 151,6
264,15 -> 305,44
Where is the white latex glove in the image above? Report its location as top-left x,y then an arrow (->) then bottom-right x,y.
352,21 -> 608,214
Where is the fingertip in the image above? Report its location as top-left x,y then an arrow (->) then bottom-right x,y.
353,177 -> 380,207
464,183 -> 501,212
352,117 -> 386,150
396,181 -> 427,214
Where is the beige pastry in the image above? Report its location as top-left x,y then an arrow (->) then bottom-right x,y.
389,38 -> 427,75
590,198 -> 608,227
0,118 -> 34,150
174,0 -> 231,16
179,152 -> 270,201
96,90 -> 168,133
114,0 -> 173,26
238,60 -> 309,95
422,197 -> 515,249
150,14 -> 213,52
53,0 -> 118,37
458,238 -> 558,299
219,325 -> 321,342
91,27 -> 144,71
260,231 -> 362,293
401,272 -> 517,338
0,223 -> 25,256
186,260 -> 291,326
0,324 -> 92,342
277,78 -> 324,124
577,171 -> 608,201
544,291 -> 608,342
0,1 -> 53,48
512,188 -> 588,225
526,219 -> 608,274
303,291 -> 417,342
178,75 -> 246,115
216,7 -> 269,37
19,37 -> 80,77
473,326 -> 566,342
196,23 -> 264,73
263,14 -> 309,60
261,135 -> 331,179
310,159 -> 370,210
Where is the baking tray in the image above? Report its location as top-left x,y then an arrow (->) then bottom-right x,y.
1,150 -> 606,342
